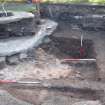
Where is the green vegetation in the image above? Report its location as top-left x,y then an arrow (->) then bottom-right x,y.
9,4 -> 36,12
89,0 -> 105,4
0,0 -> 105,5
43,0 -> 105,4
0,3 -> 36,12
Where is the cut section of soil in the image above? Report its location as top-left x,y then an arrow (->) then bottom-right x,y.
41,36 -> 96,59
40,36 -> 98,81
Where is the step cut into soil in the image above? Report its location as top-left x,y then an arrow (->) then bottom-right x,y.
41,36 -> 96,59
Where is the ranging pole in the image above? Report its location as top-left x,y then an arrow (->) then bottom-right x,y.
33,0 -> 41,19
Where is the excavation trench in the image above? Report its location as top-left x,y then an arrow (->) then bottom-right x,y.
0,11 -> 101,105
41,36 -> 95,59
0,35 -> 101,105
0,36 -> 99,81
39,36 -> 99,81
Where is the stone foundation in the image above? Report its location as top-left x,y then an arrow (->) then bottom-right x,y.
40,3 -> 105,30
0,11 -> 35,38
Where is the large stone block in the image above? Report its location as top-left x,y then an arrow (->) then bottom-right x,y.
0,11 -> 35,38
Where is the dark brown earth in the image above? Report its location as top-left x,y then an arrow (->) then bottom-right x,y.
41,36 -> 95,59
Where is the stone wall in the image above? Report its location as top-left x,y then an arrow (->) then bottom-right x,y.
40,3 -> 105,30
40,3 -> 105,19
0,12 -> 35,38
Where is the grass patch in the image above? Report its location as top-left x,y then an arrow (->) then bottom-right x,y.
0,3 -> 36,12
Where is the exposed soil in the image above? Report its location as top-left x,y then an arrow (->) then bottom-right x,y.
39,36 -> 99,81
41,36 -> 95,59
0,35 -> 99,82
6,86 -> 102,105
0,36 -> 101,104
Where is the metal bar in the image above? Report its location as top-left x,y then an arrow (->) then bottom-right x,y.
61,58 -> 96,61
0,80 -> 41,84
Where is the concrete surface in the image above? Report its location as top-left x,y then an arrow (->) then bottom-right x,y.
0,11 -> 34,24
0,19 -> 57,56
